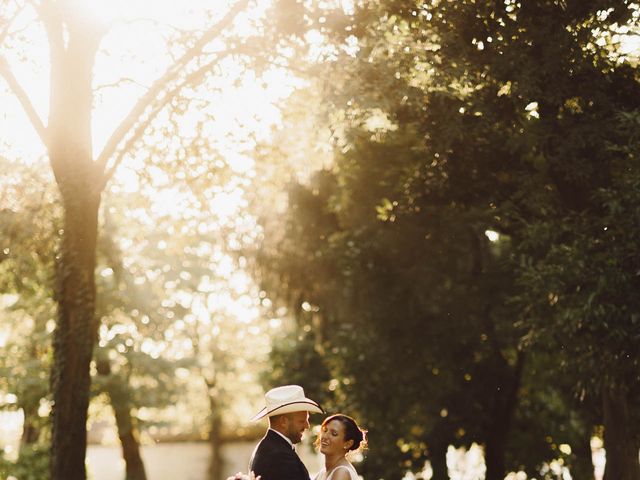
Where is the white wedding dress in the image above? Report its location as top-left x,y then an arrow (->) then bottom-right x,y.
313,463 -> 360,480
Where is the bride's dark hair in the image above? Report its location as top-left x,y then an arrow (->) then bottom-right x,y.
315,413 -> 368,453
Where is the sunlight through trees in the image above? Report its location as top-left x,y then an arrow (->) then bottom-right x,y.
1,1 -> 639,480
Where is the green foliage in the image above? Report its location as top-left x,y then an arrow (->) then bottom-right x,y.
93,201 -> 189,414
259,0 -> 640,478
264,323 -> 333,411
261,163 -> 527,478
0,444 -> 50,480
0,159 -> 58,445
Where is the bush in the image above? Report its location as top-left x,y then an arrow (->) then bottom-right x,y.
0,444 -> 49,480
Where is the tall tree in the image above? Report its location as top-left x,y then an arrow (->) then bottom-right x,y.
259,0 -> 640,478
0,0 -> 318,477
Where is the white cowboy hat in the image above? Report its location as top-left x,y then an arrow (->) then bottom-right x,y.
251,385 -> 324,421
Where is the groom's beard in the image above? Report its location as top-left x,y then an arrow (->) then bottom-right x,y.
287,426 -> 304,444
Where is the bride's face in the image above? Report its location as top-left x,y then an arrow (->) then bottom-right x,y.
319,420 -> 353,456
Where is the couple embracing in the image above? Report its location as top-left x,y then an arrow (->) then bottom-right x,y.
240,385 -> 367,480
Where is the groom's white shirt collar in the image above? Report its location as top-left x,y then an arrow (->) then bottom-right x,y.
269,428 -> 294,449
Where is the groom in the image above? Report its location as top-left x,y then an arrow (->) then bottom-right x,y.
249,385 -> 324,480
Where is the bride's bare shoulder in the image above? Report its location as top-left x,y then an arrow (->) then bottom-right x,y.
330,467 -> 353,480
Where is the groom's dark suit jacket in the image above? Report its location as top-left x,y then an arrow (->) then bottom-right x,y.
249,429 -> 310,480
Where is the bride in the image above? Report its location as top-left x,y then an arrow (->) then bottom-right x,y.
313,414 -> 367,480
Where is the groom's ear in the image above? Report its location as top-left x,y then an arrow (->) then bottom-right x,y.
271,414 -> 287,429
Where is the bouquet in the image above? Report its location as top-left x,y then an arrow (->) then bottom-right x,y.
226,471 -> 261,480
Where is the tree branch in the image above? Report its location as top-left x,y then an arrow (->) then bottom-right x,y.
0,56 -> 48,146
96,38 -> 307,192
94,0 -> 251,174
96,50 -> 233,192
0,4 -> 21,46
94,77 -> 148,93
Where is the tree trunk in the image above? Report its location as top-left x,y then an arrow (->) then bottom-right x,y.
208,392 -> 224,480
50,192 -> 100,480
208,414 -> 224,480
44,4 -> 104,478
570,424 -> 595,480
96,355 -> 148,480
602,382 -> 640,480
484,436 -> 506,480
484,352 -> 524,480
20,403 -> 41,447
428,441 -> 449,480
111,396 -> 148,480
